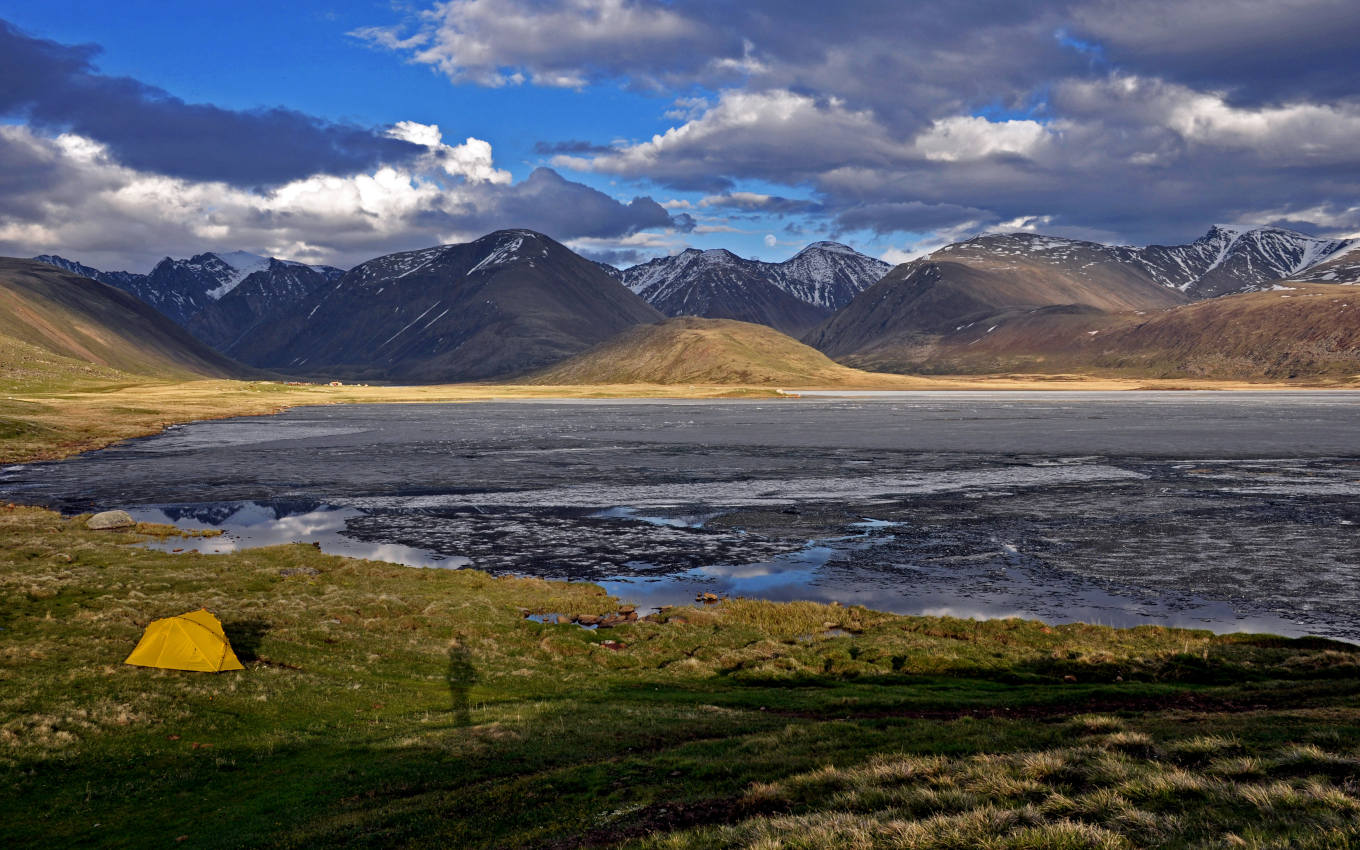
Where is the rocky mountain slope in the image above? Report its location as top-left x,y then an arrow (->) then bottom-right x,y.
1117,226 -> 1356,297
523,316 -> 914,386
1289,244 -> 1360,284
0,258 -> 245,383
228,230 -> 664,382
186,260 -> 340,351
33,252 -> 343,332
618,242 -> 889,335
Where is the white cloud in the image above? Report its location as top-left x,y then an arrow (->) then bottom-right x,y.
556,89 -> 914,183
0,124 -> 672,270
1057,75 -> 1360,165
912,116 -> 1053,162
354,0 -> 705,88
763,233 -> 776,247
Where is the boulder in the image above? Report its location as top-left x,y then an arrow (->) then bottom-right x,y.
86,510 -> 135,530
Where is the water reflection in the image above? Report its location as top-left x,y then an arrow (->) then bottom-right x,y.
129,501 -> 470,569
125,499 -> 1324,641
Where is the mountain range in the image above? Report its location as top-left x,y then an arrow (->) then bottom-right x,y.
34,251 -> 343,344
219,230 -> 663,382
20,222 -> 1360,385
617,242 -> 890,335
809,227 -> 1358,371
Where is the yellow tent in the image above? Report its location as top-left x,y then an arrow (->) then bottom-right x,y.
125,609 -> 245,672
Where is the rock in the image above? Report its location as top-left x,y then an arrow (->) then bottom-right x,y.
279,567 -> 321,577
555,614 -> 571,625
618,605 -> 636,615
576,614 -> 602,626
86,510 -> 135,530
623,610 -> 638,621
697,592 -> 720,604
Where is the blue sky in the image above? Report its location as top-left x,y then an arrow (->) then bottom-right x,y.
1,1 -> 1357,271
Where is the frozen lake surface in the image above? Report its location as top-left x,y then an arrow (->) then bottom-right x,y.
3,392 -> 1357,640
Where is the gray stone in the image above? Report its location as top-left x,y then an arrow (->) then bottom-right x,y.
86,510 -> 135,530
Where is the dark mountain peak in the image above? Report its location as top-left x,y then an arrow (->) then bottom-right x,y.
220,229 -> 661,382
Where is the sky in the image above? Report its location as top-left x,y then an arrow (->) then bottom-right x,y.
0,0 -> 1358,272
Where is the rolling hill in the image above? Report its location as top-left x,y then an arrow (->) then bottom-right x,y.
835,284 -> 1360,381
523,316 -> 917,386
807,234 -> 1190,359
0,258 -> 245,385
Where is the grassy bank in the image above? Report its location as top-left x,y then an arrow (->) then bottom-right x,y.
2,505 -> 1358,848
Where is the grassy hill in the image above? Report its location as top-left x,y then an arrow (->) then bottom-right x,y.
0,258 -> 245,391
523,316 -> 924,386
839,284 -> 1360,382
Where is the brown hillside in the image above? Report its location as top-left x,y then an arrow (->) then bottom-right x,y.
0,258 -> 245,383
839,284 -> 1360,381
522,317 -> 923,386
808,247 -> 1188,359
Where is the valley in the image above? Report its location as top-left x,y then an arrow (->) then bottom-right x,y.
5,7 -> 1358,848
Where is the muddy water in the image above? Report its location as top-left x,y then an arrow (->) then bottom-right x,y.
2,392 -> 1357,640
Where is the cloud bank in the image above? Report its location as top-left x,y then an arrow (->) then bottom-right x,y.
366,0 -> 1360,246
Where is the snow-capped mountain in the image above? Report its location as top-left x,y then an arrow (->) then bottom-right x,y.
809,223 -> 1360,369
32,254 -> 147,292
1118,226 -> 1357,297
917,226 -> 1358,299
618,241 -> 889,335
186,258 -> 344,350
33,251 -> 344,333
225,229 -> 663,382
1290,243 -> 1360,283
772,242 -> 893,310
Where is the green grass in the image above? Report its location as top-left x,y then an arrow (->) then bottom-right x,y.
1,504 -> 1357,848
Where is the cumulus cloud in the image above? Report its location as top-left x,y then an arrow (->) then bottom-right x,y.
555,89 -> 915,190
361,0 -> 1360,246
912,116 -> 1053,162
0,20 -> 424,187
352,0 -> 722,88
0,125 -> 686,270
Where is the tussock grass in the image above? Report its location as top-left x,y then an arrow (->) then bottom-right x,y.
1,504 -> 1358,848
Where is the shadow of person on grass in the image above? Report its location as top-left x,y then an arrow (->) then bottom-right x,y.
222,618 -> 270,663
446,639 -> 478,726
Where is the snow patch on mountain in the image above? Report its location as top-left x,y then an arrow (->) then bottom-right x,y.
621,242 -> 889,313
205,251 -> 270,299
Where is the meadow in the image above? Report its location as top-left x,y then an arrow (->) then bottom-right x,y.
2,504 -> 1358,848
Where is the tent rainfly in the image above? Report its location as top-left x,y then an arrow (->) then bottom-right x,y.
125,609 -> 245,672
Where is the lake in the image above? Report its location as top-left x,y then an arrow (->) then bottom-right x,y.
3,391 -> 1357,640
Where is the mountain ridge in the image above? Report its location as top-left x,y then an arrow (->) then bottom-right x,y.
618,242 -> 889,335
223,229 -> 664,382
0,258 -> 246,385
